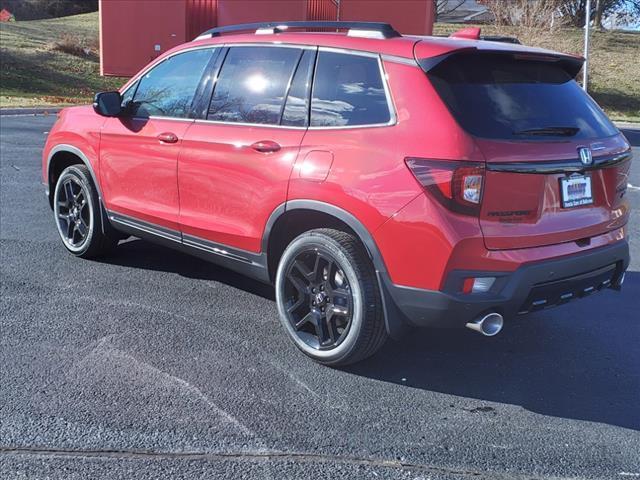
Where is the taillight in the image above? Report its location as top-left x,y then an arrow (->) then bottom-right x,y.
405,158 -> 485,216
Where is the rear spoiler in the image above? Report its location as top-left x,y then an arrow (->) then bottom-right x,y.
449,27 -> 520,44
417,48 -> 585,79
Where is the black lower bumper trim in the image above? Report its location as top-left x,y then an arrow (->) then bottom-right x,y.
379,240 -> 629,333
517,263 -> 617,314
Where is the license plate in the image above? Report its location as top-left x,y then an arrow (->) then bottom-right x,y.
560,175 -> 593,208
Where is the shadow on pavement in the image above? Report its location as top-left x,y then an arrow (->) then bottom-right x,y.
100,238 -> 640,431
347,271 -> 640,431
99,238 -> 275,300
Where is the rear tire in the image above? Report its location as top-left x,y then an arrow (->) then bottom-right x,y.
275,228 -> 387,366
53,165 -> 118,258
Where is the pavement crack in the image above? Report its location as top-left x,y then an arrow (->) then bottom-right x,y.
0,446 -> 544,478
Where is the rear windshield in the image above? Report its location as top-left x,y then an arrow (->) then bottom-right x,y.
426,53 -> 617,140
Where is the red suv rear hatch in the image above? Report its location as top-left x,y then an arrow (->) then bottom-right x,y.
420,47 -> 631,250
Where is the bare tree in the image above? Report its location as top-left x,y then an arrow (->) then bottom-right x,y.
594,0 -> 604,28
478,0 -> 639,29
558,0 -> 640,27
481,0 -> 566,29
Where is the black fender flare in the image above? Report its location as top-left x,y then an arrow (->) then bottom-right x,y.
262,199 -> 410,339
46,144 -> 111,236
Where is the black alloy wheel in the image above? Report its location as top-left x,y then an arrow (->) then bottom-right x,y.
55,175 -> 91,250
282,247 -> 354,350
275,229 -> 387,366
53,165 -> 118,258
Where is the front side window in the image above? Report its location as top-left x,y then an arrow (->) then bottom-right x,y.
120,80 -> 138,109
208,46 -> 303,125
311,51 -> 391,127
130,48 -> 213,119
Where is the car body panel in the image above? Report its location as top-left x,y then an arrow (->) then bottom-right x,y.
42,29 -> 630,336
475,134 -> 631,250
288,60 -> 483,243
178,121 -> 306,253
99,117 -> 194,231
42,106 -> 105,188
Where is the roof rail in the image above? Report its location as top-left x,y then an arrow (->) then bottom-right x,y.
194,21 -> 402,41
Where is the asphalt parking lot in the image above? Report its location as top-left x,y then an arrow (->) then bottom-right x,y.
1,114 -> 639,479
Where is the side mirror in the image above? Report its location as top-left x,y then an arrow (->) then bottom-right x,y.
93,91 -> 122,117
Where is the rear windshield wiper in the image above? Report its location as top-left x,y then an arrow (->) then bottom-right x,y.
513,126 -> 580,137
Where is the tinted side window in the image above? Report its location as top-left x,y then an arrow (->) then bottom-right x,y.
120,80 -> 138,109
131,48 -> 213,119
281,49 -> 316,127
311,52 -> 391,127
208,46 -> 302,125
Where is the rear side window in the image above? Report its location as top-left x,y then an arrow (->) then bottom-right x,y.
281,49 -> 316,127
208,46 -> 302,125
130,48 -> 213,119
311,51 -> 391,127
427,53 -> 617,140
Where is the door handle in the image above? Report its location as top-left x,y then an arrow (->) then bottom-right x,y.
157,132 -> 179,144
251,140 -> 281,153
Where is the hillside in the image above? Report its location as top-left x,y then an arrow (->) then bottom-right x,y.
0,12 -> 123,107
0,13 -> 638,121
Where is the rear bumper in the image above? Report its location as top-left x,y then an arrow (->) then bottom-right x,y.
379,239 -> 629,334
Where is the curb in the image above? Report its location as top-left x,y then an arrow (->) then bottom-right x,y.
0,107 -> 62,116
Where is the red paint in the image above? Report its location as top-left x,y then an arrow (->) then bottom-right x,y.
100,0 -> 191,77
100,0 -> 218,76
307,0 -> 339,22
99,0 -> 337,76
45,30 -> 630,300
339,0 -> 434,35
186,0 -> 218,41
0,8 -> 14,22
477,135 -> 630,250
99,117 -> 194,231
298,151 -> 334,182
177,123 -> 306,252
99,0 -> 433,76
450,27 -> 481,40
216,0 -> 307,26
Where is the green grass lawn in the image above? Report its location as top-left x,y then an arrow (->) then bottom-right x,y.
0,13 -> 638,121
0,12 -> 124,107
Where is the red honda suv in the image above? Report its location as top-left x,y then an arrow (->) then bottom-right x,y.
43,22 -> 631,365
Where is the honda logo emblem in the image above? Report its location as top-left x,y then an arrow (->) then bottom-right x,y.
579,147 -> 593,166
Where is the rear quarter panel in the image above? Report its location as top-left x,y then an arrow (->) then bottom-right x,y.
287,60 -> 485,289
287,60 -> 482,233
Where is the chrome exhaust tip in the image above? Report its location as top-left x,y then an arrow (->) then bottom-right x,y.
466,312 -> 503,337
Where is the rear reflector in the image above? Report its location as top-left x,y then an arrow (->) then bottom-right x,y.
405,158 -> 484,215
462,276 -> 496,294
471,277 -> 495,293
462,277 -> 474,294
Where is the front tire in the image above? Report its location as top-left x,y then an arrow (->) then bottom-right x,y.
53,165 -> 117,258
275,228 -> 387,366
